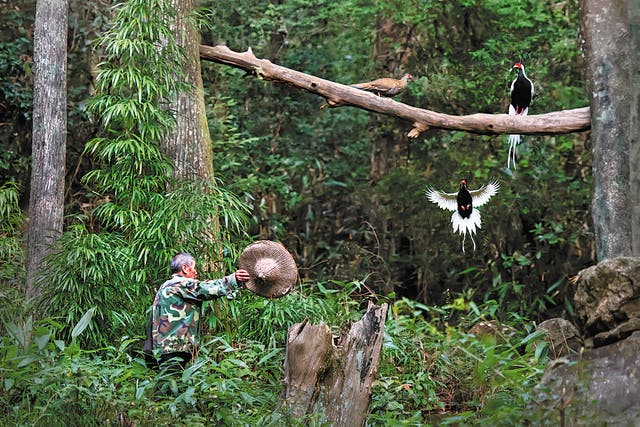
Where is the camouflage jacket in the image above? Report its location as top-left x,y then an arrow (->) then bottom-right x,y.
151,273 -> 240,354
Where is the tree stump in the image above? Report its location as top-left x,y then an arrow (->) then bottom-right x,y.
282,301 -> 388,426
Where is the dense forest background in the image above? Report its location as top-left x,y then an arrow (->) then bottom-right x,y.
204,0 -> 592,313
2,0 -> 592,313
0,0 -> 600,424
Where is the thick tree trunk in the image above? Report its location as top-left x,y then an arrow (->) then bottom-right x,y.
163,0 -> 214,182
25,0 -> 68,299
164,0 -> 221,273
283,302 -> 388,426
630,1 -> 640,256
580,0 -> 633,260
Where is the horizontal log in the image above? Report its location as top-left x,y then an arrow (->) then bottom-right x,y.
200,44 -> 591,138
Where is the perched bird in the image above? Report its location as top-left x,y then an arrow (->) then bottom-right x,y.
425,179 -> 500,252
507,62 -> 535,169
350,73 -> 413,97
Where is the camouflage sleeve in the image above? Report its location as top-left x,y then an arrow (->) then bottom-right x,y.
181,273 -> 240,301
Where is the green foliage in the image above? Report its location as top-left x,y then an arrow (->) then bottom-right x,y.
37,224 -> 140,346
1,0 -> 598,422
369,298 -> 551,425
0,2 -> 34,184
204,0 -> 592,324
1,283 -> 559,426
89,0 -> 188,141
33,0 -> 249,348
0,8 -> 33,119
0,182 -> 25,287
229,280 -> 365,347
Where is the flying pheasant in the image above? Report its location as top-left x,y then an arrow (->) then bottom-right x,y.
350,73 -> 413,97
425,179 -> 500,252
507,62 -> 535,169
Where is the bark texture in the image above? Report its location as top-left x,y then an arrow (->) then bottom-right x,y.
630,1 -> 640,256
163,0 -> 214,182
283,302 -> 388,426
26,0 -> 68,298
164,0 -> 220,273
200,44 -> 590,137
580,0 -> 633,260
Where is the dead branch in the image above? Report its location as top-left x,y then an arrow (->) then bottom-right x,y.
200,44 -> 590,138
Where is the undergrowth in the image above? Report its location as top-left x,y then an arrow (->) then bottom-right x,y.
0,281 -> 555,426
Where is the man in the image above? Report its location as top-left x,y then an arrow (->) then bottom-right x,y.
146,252 -> 250,375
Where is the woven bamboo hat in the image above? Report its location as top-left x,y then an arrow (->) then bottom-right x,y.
239,240 -> 298,298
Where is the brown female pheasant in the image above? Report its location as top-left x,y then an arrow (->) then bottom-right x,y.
350,73 -> 413,97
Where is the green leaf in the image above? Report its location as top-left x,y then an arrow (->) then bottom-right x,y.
71,307 -> 96,339
33,332 -> 51,350
257,348 -> 282,365
519,329 -> 545,346
16,354 -> 38,368
534,341 -> 548,360
135,384 -> 145,400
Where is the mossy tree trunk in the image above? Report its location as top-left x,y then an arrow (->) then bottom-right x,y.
630,1 -> 640,256
164,0 -> 221,273
25,0 -> 68,299
283,302 -> 388,426
580,0 -> 633,260
164,0 -> 214,182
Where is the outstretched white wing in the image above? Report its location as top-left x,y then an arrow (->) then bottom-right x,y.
425,187 -> 458,212
468,180 -> 500,207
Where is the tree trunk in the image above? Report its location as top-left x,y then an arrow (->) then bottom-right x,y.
164,0 -> 221,273
283,302 -> 388,426
163,0 -> 214,182
25,0 -> 68,299
630,1 -> 640,256
580,0 -> 632,260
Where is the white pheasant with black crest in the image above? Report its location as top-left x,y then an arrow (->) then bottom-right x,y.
425,179 -> 500,252
507,62 -> 535,169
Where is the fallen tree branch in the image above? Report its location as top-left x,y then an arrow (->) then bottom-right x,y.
200,44 -> 591,138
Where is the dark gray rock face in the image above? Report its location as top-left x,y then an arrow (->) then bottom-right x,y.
573,257 -> 640,346
531,258 -> 640,425
533,331 -> 640,425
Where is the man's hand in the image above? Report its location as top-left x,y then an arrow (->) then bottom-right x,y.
234,269 -> 250,283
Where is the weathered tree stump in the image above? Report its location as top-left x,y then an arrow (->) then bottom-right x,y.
282,301 -> 388,426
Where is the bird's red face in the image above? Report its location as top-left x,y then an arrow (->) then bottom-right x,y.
460,179 -> 468,188
513,62 -> 523,70
405,73 -> 413,80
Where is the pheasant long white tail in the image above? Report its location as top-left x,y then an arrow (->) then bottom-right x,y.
451,210 -> 482,252
507,104 -> 528,170
507,134 -> 520,170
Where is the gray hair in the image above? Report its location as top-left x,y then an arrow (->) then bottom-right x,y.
170,252 -> 195,273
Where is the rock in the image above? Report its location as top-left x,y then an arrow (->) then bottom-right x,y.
573,257 -> 640,346
468,320 -> 517,343
537,318 -> 583,358
531,331 -> 640,425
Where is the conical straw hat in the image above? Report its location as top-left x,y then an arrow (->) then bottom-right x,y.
239,240 -> 297,298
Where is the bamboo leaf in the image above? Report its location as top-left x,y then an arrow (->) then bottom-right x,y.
71,307 -> 97,339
